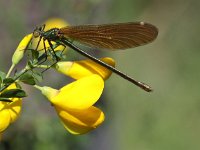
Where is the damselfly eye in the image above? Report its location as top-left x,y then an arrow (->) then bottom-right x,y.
33,30 -> 40,38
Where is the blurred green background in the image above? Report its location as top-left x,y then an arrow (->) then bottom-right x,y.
0,0 -> 200,149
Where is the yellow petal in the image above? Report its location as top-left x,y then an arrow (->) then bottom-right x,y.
6,98 -> 22,123
0,102 -> 4,110
0,109 -> 11,132
51,75 -> 104,110
12,33 -> 33,65
0,83 -> 22,124
43,18 -> 68,31
54,57 -> 115,80
55,106 -> 105,134
15,33 -> 33,51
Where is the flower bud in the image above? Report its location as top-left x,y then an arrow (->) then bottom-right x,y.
54,57 -> 115,80
12,33 -> 33,65
36,86 -> 59,100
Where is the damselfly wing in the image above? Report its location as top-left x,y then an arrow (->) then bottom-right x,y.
57,22 -> 158,49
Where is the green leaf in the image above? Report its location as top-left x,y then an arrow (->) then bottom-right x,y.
0,71 -> 6,86
0,71 -> 6,80
19,73 -> 36,85
55,51 -> 66,59
3,78 -> 15,84
32,49 -> 39,60
27,61 -> 34,69
33,72 -> 43,82
15,82 -> 22,89
0,97 -> 12,102
0,89 -> 27,98
38,53 -> 47,62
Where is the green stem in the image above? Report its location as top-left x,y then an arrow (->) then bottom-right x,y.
0,66 -> 30,92
6,64 -> 15,78
1,42 -> 62,92
34,65 -> 50,69
33,85 -> 43,90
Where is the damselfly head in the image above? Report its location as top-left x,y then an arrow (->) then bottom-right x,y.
33,24 -> 46,38
33,28 -> 40,38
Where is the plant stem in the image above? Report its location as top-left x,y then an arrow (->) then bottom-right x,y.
34,65 -> 50,68
33,85 -> 42,90
6,64 -> 15,78
0,66 -> 29,92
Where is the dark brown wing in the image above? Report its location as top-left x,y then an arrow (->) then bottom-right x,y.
58,22 -> 158,50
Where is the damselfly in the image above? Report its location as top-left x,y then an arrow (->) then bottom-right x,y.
32,22 -> 158,92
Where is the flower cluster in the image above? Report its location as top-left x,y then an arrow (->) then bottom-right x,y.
0,84 -> 22,138
0,18 -> 115,138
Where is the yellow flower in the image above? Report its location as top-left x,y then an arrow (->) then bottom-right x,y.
32,18 -> 68,52
0,84 -> 22,133
36,74 -> 105,134
54,57 -> 115,80
44,18 -> 68,31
